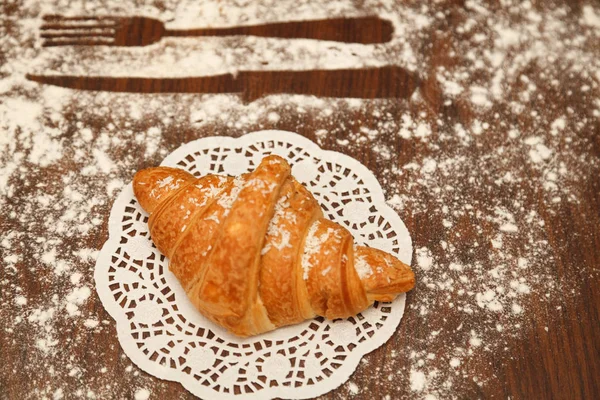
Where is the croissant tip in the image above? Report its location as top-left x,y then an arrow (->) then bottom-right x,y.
133,166 -> 196,213
355,245 -> 415,301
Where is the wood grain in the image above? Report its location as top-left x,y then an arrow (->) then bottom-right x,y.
2,4 -> 600,400
26,66 -> 420,102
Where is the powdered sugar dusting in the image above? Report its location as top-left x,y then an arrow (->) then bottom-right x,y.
261,194 -> 293,255
300,220 -> 324,280
354,253 -> 373,280
217,176 -> 246,215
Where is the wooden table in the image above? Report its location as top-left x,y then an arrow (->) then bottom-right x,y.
1,1 -> 599,399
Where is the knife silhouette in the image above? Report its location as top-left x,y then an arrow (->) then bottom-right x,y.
26,67 -> 419,103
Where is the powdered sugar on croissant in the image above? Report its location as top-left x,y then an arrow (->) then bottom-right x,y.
133,155 -> 414,337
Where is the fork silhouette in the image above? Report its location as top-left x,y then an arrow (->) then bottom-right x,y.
40,15 -> 394,47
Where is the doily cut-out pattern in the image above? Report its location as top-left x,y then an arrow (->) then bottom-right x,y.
95,130 -> 412,399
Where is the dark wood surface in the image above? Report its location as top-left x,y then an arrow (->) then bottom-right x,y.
26,66 -> 420,102
1,1 -> 599,399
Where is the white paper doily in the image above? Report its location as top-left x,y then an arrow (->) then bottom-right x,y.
94,130 -> 412,399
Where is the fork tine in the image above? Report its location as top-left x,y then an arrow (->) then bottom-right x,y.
41,31 -> 115,39
41,22 -> 116,30
42,37 -> 114,47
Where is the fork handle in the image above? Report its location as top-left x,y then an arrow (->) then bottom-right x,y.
163,16 -> 393,44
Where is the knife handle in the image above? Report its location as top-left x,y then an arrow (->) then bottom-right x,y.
239,66 -> 418,103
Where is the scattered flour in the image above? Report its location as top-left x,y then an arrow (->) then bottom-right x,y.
347,382 -> 359,395
582,5 -> 600,28
15,295 -> 28,306
84,319 -> 100,329
410,369 -> 426,392
64,286 -> 92,317
134,388 -> 151,400
1,0 -> 598,399
416,248 -> 433,271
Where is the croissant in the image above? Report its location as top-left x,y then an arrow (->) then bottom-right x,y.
133,155 -> 414,337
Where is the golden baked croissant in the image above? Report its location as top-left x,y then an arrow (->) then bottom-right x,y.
133,155 -> 414,337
